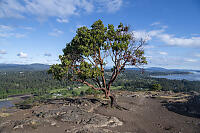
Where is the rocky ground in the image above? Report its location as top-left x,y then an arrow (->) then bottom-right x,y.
0,91 -> 200,133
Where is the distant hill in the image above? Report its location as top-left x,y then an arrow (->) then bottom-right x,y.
145,67 -> 169,72
0,63 -> 50,71
125,67 -> 199,73
0,64 -> 199,72
125,67 -> 169,72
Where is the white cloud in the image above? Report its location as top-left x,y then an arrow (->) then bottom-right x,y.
191,33 -> 200,36
0,33 -> 10,38
56,18 -> 68,23
194,53 -> 200,57
133,28 -> 200,47
150,22 -> 168,29
25,0 -> 82,18
17,52 -> 28,58
22,26 -> 34,30
105,0 -> 123,13
184,58 -> 197,63
0,0 -> 26,18
78,0 -> 94,13
48,29 -> 63,36
148,29 -> 164,36
133,30 -> 151,41
0,24 -> 26,38
0,0 -> 93,19
15,33 -> 26,38
0,25 -> 13,31
0,25 -> 34,32
0,0 -> 122,21
0,50 -> 7,54
145,55 -> 153,60
159,51 -> 168,55
161,25 -> 168,29
0,32 -> 26,38
155,31 -> 200,47
144,45 -> 155,49
96,0 -> 123,13
151,22 -> 160,26
146,54 -> 200,69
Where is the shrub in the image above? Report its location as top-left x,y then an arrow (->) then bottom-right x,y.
71,90 -> 79,96
150,83 -> 162,91
80,91 -> 85,96
85,88 -> 101,95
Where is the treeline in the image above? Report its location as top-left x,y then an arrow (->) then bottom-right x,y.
112,70 -> 200,92
0,71 -> 70,99
152,78 -> 200,92
0,70 -> 200,99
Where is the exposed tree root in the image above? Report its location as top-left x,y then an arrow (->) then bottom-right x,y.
109,94 -> 129,111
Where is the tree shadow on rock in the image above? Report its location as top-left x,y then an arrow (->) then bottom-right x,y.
162,95 -> 200,118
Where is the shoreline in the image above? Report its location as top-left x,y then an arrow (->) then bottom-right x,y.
150,72 -> 200,81
0,94 -> 32,109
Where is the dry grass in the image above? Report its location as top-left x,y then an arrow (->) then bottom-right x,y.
159,94 -> 190,99
169,99 -> 188,103
0,112 -> 11,117
156,93 -> 191,103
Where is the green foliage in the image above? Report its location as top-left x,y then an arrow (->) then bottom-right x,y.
150,83 -> 162,91
47,64 -> 65,80
71,90 -> 79,96
85,88 -> 101,95
112,70 -> 200,93
80,91 -> 85,96
0,71 -> 69,99
1,68 -> 200,102
49,19 -> 147,92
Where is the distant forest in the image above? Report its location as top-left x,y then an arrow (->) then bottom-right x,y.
112,70 -> 200,92
0,71 -> 69,99
0,69 -> 200,99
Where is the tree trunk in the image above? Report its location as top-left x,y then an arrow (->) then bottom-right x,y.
105,89 -> 117,107
109,93 -> 117,107
107,90 -> 128,110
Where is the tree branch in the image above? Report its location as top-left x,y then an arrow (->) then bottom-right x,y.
73,79 -> 96,90
73,78 -> 105,92
98,47 -> 107,88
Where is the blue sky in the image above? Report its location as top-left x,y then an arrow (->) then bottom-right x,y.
0,0 -> 200,70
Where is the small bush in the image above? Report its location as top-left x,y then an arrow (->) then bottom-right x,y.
80,91 -> 85,96
85,88 -> 101,95
150,83 -> 162,91
71,90 -> 79,96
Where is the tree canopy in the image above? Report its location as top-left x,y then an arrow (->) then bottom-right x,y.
48,19 -> 147,106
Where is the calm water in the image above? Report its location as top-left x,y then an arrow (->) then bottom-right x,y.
151,72 -> 200,81
0,100 -> 14,109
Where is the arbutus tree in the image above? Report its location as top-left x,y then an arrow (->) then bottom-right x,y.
48,19 -> 147,107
